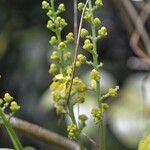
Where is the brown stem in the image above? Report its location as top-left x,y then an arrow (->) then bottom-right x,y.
2,117 -> 80,150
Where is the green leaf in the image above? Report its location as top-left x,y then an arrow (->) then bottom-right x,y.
23,146 -> 36,150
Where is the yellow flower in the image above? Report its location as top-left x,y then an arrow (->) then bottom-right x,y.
138,134 -> 150,150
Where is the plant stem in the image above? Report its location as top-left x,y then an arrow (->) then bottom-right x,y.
88,0 -> 105,149
0,108 -> 23,150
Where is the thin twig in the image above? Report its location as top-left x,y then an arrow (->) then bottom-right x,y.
3,117 -> 80,150
67,0 -> 89,105
82,132 -> 99,149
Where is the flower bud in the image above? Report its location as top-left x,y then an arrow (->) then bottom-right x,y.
58,3 -> 65,12
83,39 -> 93,51
78,2 -> 84,11
95,0 -> 103,8
79,114 -> 88,122
80,28 -> 89,38
47,20 -> 55,30
4,93 -> 13,103
75,61 -> 81,68
42,1 -> 50,10
0,98 -> 3,106
49,64 -> 58,74
91,107 -> 102,124
50,51 -> 59,61
49,36 -> 58,45
58,42 -> 67,50
84,11 -> 92,22
108,86 -> 119,97
77,54 -> 86,64
10,101 -> 20,112
98,26 -> 107,38
47,9 -> 53,17
66,32 -> 74,42
65,52 -> 72,60
90,69 -> 100,81
93,18 -> 101,26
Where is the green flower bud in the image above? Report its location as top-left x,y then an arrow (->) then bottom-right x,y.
55,17 -> 67,29
49,36 -> 58,45
83,39 -> 93,51
10,101 -> 20,112
67,124 -> 80,140
75,61 -> 81,68
58,3 -> 65,12
49,64 -> 58,74
90,69 -> 100,81
102,103 -> 109,110
98,26 -> 108,38
47,20 -> 55,30
4,93 -> 13,103
84,11 -> 92,22
42,1 -> 50,10
53,92 -> 61,102
78,2 -> 84,11
65,52 -> 72,60
91,107 -> 102,124
108,86 -> 119,97
50,51 -> 59,62
58,42 -> 67,50
66,32 -> 74,42
54,104 -> 66,114
80,28 -> 89,38
93,18 -> 101,26
79,114 -> 88,122
95,0 -> 103,8
47,9 -> 53,17
77,54 -> 86,64
76,96 -> 85,103
0,98 -> 3,106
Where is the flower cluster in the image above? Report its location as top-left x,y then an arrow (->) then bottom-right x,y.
138,134 -> 150,150
0,93 -> 20,119
91,103 -> 109,124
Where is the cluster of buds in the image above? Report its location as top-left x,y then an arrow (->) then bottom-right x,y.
67,123 -> 80,140
0,93 -> 20,118
91,103 -> 109,124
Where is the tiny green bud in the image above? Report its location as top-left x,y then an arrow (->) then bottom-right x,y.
10,101 -> 20,112
84,11 -> 92,22
80,28 -> 89,38
58,42 -> 67,50
83,39 -> 93,51
65,52 -> 72,60
66,32 -> 74,42
108,86 -> 119,97
102,103 -> 109,110
93,18 -> 101,26
47,9 -> 53,17
42,1 -> 50,10
98,26 -> 108,38
67,124 -> 80,140
90,69 -> 100,81
95,0 -> 103,8
79,114 -> 88,122
49,64 -> 58,74
75,61 -> 81,68
58,3 -> 65,12
49,36 -> 58,45
47,20 -> 55,30
91,107 -> 102,124
78,2 -> 84,11
77,54 -> 86,64
50,51 -> 59,62
76,96 -> 85,103
54,104 -> 66,114
4,93 -> 13,103
0,98 -> 3,106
